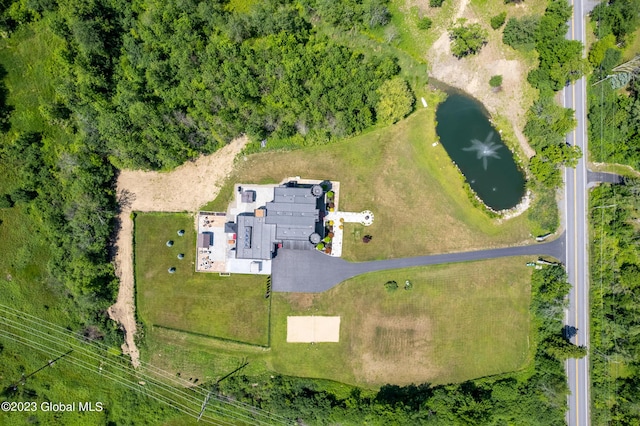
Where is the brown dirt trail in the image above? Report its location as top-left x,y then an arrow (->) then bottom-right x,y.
108,136 -> 248,367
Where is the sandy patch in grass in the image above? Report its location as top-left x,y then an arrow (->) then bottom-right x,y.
286,316 -> 341,343
108,136 -> 248,368
426,1 -> 537,158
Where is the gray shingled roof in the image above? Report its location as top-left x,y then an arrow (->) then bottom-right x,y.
235,215 -> 276,260
233,184 -> 322,260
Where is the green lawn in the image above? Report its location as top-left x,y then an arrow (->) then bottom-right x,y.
268,257 -> 533,387
134,213 -> 270,346
142,257 -> 534,388
205,95 -> 533,262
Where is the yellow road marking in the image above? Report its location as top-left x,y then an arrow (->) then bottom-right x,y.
569,4 -> 581,422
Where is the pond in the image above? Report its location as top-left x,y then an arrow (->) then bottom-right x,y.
435,92 -> 525,211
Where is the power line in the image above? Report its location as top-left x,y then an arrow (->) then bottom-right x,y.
0,328 -> 226,425
6,349 -> 74,393
0,302 -> 289,424
0,309 -> 288,425
0,319 -> 263,426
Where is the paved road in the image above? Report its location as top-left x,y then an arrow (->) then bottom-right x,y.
272,234 -> 565,292
564,0 -> 591,424
587,171 -> 624,185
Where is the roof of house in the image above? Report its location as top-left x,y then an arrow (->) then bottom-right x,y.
265,187 -> 320,241
235,214 -> 276,260
233,184 -> 323,260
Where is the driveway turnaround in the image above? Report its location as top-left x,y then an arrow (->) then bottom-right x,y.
272,233 -> 565,292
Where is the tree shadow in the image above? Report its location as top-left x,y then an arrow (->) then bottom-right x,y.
0,64 -> 13,133
562,325 -> 578,340
117,188 -> 136,213
376,383 -> 434,411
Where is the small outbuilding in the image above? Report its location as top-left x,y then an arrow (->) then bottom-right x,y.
197,232 -> 213,249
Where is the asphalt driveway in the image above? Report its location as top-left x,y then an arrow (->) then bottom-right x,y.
272,233 -> 565,292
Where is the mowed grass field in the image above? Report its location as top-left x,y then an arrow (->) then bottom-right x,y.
206,93 -> 533,262
141,257 -> 534,388
134,213 -> 269,346
268,257 -> 533,387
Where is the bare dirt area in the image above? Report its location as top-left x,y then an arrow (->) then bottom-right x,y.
356,312 -> 439,385
426,1 -> 537,158
108,136 -> 248,367
286,316 -> 341,343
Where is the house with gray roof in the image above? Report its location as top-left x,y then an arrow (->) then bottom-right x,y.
234,184 -> 325,261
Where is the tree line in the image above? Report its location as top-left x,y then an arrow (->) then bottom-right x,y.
590,181 -> 640,424
500,0 -> 585,234
587,0 -> 640,169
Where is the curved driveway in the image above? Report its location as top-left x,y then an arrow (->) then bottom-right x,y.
272,233 -> 565,292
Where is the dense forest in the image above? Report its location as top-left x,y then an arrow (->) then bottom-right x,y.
590,181 -> 640,424
49,0 -> 402,170
586,2 -> 640,423
587,0 -> 640,169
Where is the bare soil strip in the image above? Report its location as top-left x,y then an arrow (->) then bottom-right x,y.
108,136 -> 248,367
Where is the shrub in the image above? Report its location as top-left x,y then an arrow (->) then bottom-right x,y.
10,189 -> 37,204
430,0 -> 445,6
417,16 -> 432,30
588,34 -> 616,68
384,280 -> 398,292
0,194 -> 13,208
490,12 -> 506,30
449,20 -> 488,58
489,75 -> 503,88
375,78 -> 415,124
503,16 -> 540,51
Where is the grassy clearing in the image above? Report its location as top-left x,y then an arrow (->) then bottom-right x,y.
269,256 -> 533,387
142,257 -> 533,387
0,18 -> 81,345
205,94 -> 533,262
367,0 -> 459,60
0,19 -> 68,144
621,26 -> 640,62
134,212 -> 270,346
589,162 -> 640,178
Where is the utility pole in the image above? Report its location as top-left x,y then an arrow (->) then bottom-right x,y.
197,359 -> 248,422
6,349 -> 74,393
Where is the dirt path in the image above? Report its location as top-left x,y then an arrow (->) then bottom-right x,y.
108,136 -> 248,367
427,1 -> 536,158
